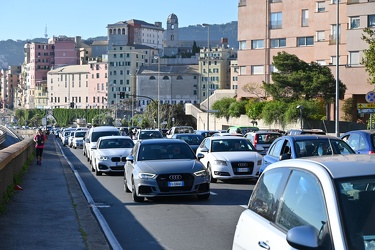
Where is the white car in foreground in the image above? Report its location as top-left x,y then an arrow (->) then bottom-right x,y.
90,136 -> 134,176
196,136 -> 263,183
233,154 -> 375,250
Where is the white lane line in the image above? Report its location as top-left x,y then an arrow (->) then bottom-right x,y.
210,191 -> 218,195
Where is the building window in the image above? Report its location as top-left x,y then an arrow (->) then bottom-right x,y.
149,76 -> 156,80
252,40 -> 264,49
270,65 -> 278,73
270,0 -> 282,2
316,1 -> 325,12
239,40 -> 246,50
239,66 -> 246,75
297,36 -> 314,46
163,76 -> 169,80
332,0 -> 341,3
316,31 -> 325,41
301,10 -> 309,27
316,60 -> 327,65
270,38 -> 286,48
177,76 -> 183,80
350,16 -> 360,29
349,51 -> 360,66
368,15 -> 375,27
270,12 -> 282,29
251,65 -> 264,75
330,56 -> 341,65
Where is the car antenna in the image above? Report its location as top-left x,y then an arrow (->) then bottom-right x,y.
322,120 -> 334,155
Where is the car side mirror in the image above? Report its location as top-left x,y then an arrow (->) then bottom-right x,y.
286,225 -> 319,249
197,153 -> 205,160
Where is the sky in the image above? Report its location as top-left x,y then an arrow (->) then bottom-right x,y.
0,0 -> 238,41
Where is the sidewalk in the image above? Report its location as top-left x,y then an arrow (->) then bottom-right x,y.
0,135 -> 110,249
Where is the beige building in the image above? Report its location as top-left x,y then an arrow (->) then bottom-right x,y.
199,42 -> 237,103
237,0 -> 375,121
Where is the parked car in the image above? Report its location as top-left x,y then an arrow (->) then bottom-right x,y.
341,129 -> 375,154
244,130 -> 282,155
232,154 -> 375,250
124,139 -> 210,202
195,130 -> 219,138
90,136 -> 134,176
134,129 -> 163,141
83,126 -> 121,164
171,133 -> 204,153
196,136 -> 263,183
260,134 -> 355,173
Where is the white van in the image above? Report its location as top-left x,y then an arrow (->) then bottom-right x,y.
83,126 -> 120,163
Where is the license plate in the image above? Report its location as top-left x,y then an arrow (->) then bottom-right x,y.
168,181 -> 184,187
237,168 -> 250,172
115,162 -> 124,167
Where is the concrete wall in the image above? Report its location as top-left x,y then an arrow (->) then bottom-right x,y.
0,138 -> 34,203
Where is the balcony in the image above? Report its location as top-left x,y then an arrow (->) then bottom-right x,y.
347,0 -> 359,4
238,0 -> 246,7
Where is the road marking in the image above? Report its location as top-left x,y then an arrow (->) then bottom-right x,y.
210,191 -> 218,195
240,205 -> 247,209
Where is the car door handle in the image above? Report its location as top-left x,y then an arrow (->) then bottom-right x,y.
258,241 -> 270,250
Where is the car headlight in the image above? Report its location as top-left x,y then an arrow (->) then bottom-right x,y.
194,170 -> 208,177
138,173 -> 156,179
99,156 -> 109,160
213,160 -> 228,166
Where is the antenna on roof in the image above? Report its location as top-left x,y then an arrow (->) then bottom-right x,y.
45,24 -> 48,39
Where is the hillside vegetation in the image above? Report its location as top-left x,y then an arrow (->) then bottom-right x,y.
0,21 -> 237,68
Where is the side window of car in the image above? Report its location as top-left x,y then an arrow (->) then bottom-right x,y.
276,170 -> 332,249
269,139 -> 284,157
204,139 -> 210,150
248,168 -> 289,221
346,133 -> 360,150
358,134 -> 368,150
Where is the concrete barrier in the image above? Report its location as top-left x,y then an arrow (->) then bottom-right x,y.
0,138 -> 34,203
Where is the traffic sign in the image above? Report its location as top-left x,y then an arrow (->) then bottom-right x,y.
358,109 -> 375,114
365,91 -> 375,103
357,103 -> 375,109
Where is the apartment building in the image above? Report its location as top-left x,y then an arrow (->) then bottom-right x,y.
47,58 -> 108,109
0,66 -> 21,109
198,40 -> 237,103
237,0 -> 375,121
106,20 -> 162,106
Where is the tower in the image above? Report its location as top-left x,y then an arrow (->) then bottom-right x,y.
164,13 -> 179,56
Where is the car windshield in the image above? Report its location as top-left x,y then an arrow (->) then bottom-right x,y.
294,139 -> 355,157
175,134 -> 204,145
99,138 -> 134,149
336,176 -> 375,250
211,139 -> 256,152
92,131 -> 120,142
75,131 -> 86,137
138,143 -> 196,160
256,133 -> 281,144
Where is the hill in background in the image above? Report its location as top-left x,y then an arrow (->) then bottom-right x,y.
0,21 -> 238,68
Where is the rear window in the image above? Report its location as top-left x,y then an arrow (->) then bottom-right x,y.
92,131 -> 120,142
256,133 -> 281,144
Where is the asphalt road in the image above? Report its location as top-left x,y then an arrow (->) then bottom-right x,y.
59,138 -> 257,250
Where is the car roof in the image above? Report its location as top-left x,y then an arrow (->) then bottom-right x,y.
342,130 -> 375,135
266,154 -> 375,179
279,134 -> 341,141
90,126 -> 119,132
208,136 -> 248,140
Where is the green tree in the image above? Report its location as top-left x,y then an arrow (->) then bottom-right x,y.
341,97 -> 355,122
228,99 -> 247,117
263,52 -> 347,103
245,100 -> 266,120
211,97 -> 236,120
361,27 -> 375,84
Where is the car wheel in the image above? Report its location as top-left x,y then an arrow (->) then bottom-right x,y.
83,150 -> 86,156
91,161 -> 95,172
124,174 -> 131,193
207,163 -> 217,183
132,178 -> 144,202
197,193 -> 210,200
95,166 -> 102,176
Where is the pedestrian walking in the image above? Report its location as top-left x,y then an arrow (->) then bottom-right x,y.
34,129 -> 47,166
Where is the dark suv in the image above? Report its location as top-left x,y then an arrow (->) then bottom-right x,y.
244,130 -> 282,155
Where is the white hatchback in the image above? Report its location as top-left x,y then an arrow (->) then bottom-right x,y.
233,154 -> 375,250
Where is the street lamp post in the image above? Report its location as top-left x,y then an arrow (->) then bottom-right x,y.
202,23 -> 210,130
154,56 -> 160,129
297,105 -> 303,129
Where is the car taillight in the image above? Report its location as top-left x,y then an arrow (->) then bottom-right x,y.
369,150 -> 375,154
253,135 -> 258,147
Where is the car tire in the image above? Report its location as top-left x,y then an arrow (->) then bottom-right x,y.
91,162 -> 95,172
207,163 -> 217,183
95,166 -> 102,176
197,193 -> 210,200
132,178 -> 144,202
124,174 -> 131,193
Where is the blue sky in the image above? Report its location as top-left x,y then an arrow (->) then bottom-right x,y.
1,0 -> 238,41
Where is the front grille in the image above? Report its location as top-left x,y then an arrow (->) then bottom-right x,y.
110,166 -> 124,171
156,173 -> 194,192
232,161 -> 255,175
112,157 -> 120,162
